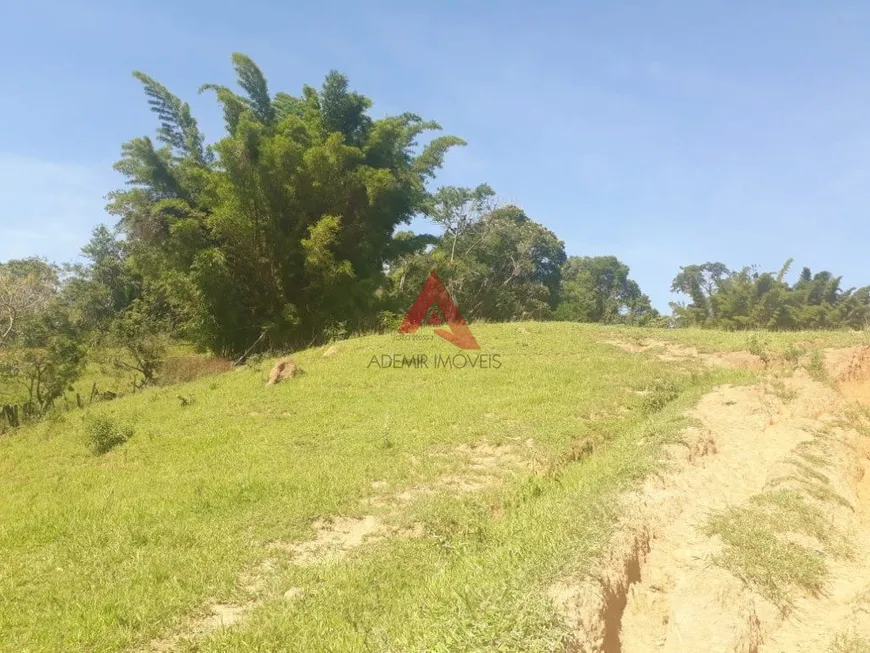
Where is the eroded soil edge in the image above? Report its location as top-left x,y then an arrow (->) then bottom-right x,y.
552,347 -> 870,652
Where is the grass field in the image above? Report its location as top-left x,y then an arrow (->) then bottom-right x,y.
1,323 -> 867,652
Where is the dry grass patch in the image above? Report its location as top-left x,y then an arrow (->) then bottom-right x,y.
831,630 -> 870,653
157,354 -> 233,386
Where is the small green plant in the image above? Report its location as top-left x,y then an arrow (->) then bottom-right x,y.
781,342 -> 805,366
704,488 -> 848,611
85,415 -> 133,455
841,404 -> 870,437
324,321 -> 349,343
768,378 -> 797,403
807,349 -> 827,382
377,311 -> 404,333
747,334 -> 771,365
641,379 -> 681,414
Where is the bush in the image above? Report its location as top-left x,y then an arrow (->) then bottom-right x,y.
157,355 -> 233,386
807,349 -> 827,382
747,335 -> 771,365
782,342 -> 805,365
109,299 -> 170,387
85,415 -> 133,455
323,321 -> 349,343
377,311 -> 404,333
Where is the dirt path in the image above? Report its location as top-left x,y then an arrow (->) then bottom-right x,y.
553,344 -> 870,652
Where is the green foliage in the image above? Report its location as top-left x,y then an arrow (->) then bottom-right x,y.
641,379 -> 682,414
391,205 -> 566,321
110,54 -> 466,355
671,259 -> 870,331
704,488 -> 849,612
60,225 -> 137,337
425,184 -> 496,262
555,256 -> 657,324
109,299 -> 170,387
782,342 -> 805,364
747,334 -> 771,364
0,257 -> 60,347
377,310 -> 405,332
807,349 -> 828,381
85,414 -> 133,455
0,258 -> 87,415
0,335 -> 87,413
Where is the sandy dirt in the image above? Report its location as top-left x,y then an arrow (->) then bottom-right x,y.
553,344 -> 870,653
605,338 -> 767,370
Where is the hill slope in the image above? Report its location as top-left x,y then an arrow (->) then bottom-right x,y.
1,324 -> 868,652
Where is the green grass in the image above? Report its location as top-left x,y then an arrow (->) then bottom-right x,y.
601,324 -> 869,355
704,487 -> 851,612
0,323 -> 865,652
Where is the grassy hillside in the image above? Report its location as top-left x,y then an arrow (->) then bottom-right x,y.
0,323 -> 866,652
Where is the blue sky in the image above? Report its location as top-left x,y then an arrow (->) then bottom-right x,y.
3,1 -> 870,311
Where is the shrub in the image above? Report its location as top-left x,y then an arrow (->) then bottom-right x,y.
377,311 -> 404,333
747,334 -> 771,365
86,415 -> 133,455
807,349 -> 827,382
109,299 -> 170,387
323,321 -> 349,343
782,342 -> 805,365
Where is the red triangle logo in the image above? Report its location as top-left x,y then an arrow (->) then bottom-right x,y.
399,272 -> 480,350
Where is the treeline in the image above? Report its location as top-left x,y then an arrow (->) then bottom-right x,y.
1,53 -> 868,417
0,54 -> 655,415
670,260 -> 870,330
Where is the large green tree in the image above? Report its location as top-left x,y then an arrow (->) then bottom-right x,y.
391,205 -> 566,321
0,258 -> 59,347
108,53 -> 466,355
555,256 -> 656,324
0,258 -> 86,412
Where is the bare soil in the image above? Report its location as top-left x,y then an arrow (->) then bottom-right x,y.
552,344 -> 870,652
605,338 -> 767,370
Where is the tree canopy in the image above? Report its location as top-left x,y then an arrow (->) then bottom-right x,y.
555,256 -> 656,324
108,54 -> 467,355
389,204 -> 567,322
670,260 -> 870,330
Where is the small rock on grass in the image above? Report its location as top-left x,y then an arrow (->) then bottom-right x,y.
284,587 -> 305,602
